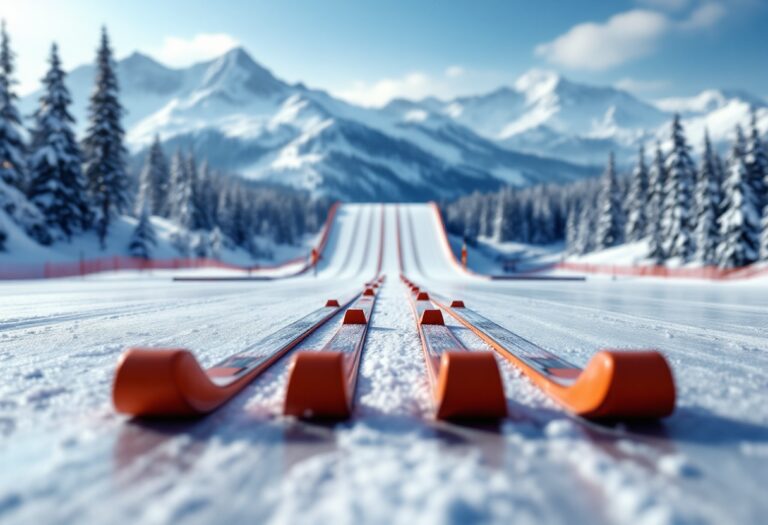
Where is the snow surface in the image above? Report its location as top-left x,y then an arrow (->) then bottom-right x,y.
1,204 -> 767,525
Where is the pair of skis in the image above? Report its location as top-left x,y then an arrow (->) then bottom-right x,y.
112,282 -> 379,416
406,279 -> 676,419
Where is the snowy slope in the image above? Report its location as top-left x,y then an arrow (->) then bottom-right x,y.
0,203 -> 766,525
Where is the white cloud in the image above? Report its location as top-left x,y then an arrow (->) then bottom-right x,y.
679,2 -> 726,29
154,33 -> 240,66
637,0 -> 691,11
445,66 -> 465,78
335,72 -> 436,107
615,77 -> 670,93
535,10 -> 669,71
536,2 -> 727,71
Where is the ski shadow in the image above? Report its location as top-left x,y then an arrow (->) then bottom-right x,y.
657,405 -> 768,445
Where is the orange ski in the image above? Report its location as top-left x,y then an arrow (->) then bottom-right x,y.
403,282 -> 507,420
113,295 -> 359,417
432,295 -> 676,419
283,277 -> 383,419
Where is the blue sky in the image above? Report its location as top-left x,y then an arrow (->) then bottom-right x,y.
2,0 -> 767,104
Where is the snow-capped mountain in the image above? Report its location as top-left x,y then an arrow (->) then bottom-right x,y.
20,48 -> 768,200
21,49 -> 596,202
385,70 -> 768,165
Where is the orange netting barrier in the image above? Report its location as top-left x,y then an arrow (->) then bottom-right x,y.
0,202 -> 340,280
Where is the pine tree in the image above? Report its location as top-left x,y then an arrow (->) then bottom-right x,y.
82,27 -> 128,247
716,128 -> 761,268
692,131 -> 721,265
661,115 -> 696,262
625,146 -> 648,242
645,142 -> 666,261
168,150 -> 194,229
209,225 -> 223,260
595,152 -> 623,249
0,20 -> 25,190
28,44 -> 89,241
194,159 -> 215,230
565,206 -> 579,254
574,200 -> 595,255
128,204 -> 156,259
761,205 -> 768,262
745,109 -> 767,212
135,135 -> 169,217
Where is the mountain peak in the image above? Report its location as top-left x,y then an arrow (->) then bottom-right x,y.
514,69 -> 562,95
201,46 -> 286,99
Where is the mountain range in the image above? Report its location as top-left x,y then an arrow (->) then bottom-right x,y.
20,47 -> 768,201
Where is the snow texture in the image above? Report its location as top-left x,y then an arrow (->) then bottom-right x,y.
0,203 -> 766,524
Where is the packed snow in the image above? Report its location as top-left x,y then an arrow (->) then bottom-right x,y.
0,204 -> 766,525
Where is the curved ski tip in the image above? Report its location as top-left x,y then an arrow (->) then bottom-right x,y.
363,288 -> 376,296
112,348 -> 214,417
436,352 -> 507,420
325,299 -> 341,307
416,291 -> 430,301
450,300 -> 465,308
343,308 -> 368,325
284,352 -> 350,419
574,350 -> 676,419
420,309 -> 444,325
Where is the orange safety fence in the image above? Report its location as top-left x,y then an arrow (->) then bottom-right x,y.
554,262 -> 768,281
0,202 -> 340,281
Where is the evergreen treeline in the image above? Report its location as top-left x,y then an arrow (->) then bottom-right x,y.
444,113 -> 768,269
0,22 -> 328,260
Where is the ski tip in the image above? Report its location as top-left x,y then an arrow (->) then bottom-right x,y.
572,350 -> 676,419
112,347 -> 215,417
450,300 -> 465,308
343,308 -> 368,325
420,309 -> 444,325
363,288 -> 376,296
435,352 -> 507,420
416,291 -> 430,301
325,299 -> 341,307
284,352 -> 350,419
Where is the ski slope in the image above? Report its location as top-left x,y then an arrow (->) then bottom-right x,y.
1,204 -> 767,525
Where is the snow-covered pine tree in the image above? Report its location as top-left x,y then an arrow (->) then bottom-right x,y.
573,198 -> 596,255
716,128 -> 761,268
194,159 -> 215,230
168,149 -> 194,230
595,152 -> 623,249
0,20 -> 25,190
661,115 -> 696,262
645,142 -> 666,262
745,109 -> 767,212
691,131 -> 721,265
135,135 -> 169,217
209,226 -> 223,260
565,205 -> 579,254
761,206 -> 768,261
624,146 -> 648,243
82,27 -> 129,247
0,212 -> 6,250
128,204 -> 156,259
28,44 -> 89,241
